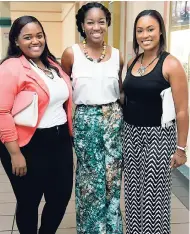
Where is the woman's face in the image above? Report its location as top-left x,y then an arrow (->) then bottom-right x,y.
82,8 -> 108,43
15,22 -> 45,60
136,15 -> 161,52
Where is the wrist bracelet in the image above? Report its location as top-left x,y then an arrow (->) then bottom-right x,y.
176,151 -> 187,158
177,145 -> 186,152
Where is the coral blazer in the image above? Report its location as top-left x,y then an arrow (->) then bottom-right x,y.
0,55 -> 72,147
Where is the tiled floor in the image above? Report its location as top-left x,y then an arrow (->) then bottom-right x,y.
0,157 -> 189,234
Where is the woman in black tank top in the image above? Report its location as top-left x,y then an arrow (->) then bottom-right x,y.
122,10 -> 188,234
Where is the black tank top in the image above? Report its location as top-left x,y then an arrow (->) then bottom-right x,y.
122,51 -> 170,127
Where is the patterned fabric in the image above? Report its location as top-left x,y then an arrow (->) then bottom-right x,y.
74,102 -> 123,234
123,122 -> 176,234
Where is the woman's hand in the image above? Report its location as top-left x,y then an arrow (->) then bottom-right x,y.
170,150 -> 187,168
10,152 -> 27,177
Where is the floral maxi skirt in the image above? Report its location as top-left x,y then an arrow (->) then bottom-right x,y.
74,102 -> 123,234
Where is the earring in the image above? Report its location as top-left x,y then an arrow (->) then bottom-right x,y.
83,29 -> 85,33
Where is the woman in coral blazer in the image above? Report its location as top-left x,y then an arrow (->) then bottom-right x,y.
0,16 -> 73,234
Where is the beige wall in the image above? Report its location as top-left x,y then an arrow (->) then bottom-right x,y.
10,1 -> 78,59
117,1 -> 168,78
0,2 -> 11,60
10,2 -> 63,59
7,1 -> 170,64
61,2 -> 76,51
125,1 -> 165,62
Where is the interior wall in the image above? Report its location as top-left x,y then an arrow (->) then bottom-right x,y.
61,2 -> 76,51
0,2 -> 11,60
10,2 -> 63,59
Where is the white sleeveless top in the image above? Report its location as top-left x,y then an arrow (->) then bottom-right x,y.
30,61 -> 69,128
71,44 -> 120,105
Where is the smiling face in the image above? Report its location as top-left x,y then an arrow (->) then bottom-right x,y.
82,8 -> 108,43
15,22 -> 45,60
136,15 -> 161,52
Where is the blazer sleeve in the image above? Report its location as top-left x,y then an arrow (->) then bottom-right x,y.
0,63 -> 19,143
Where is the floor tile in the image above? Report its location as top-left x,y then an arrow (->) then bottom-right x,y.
0,162 -> 189,234
121,177 -> 124,189
122,211 -> 126,224
0,175 -> 9,183
0,203 -> 16,215
120,188 -> 124,199
172,177 -> 184,187
0,183 -> 13,193
59,213 -> 76,228
0,215 -> 14,231
171,223 -> 189,234
65,200 -> 76,214
178,196 -> 189,210
0,232 -> 19,234
172,186 -> 189,198
171,208 -> 189,224
123,225 -> 126,233
38,202 -> 45,215
171,196 -> 186,209
0,193 -> 16,203
56,228 -> 77,234
120,198 -> 125,212
70,191 -> 75,201
0,167 -> 6,175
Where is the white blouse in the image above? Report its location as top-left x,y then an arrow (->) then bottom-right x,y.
71,44 -> 120,105
30,61 -> 69,128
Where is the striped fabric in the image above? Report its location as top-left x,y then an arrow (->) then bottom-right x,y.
123,122 -> 176,234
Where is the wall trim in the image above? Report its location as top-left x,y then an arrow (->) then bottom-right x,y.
11,19 -> 62,23
62,3 -> 75,23
11,10 -> 62,13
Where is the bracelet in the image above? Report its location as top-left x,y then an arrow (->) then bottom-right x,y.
176,151 -> 187,158
177,145 -> 186,152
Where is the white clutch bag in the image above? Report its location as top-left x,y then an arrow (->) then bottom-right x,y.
160,87 -> 176,127
11,91 -> 38,127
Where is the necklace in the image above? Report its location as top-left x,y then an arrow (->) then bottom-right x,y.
82,39 -> 106,63
29,59 -> 54,79
137,54 -> 158,76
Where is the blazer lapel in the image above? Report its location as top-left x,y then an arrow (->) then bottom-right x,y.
19,55 -> 50,96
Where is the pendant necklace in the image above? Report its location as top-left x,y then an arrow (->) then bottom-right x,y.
137,53 -> 158,76
29,59 -> 54,79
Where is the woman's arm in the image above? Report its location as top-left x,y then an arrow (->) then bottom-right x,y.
0,64 -> 18,143
61,47 -> 74,77
118,52 -> 124,92
5,141 -> 27,176
0,63 -> 27,176
163,55 -> 189,168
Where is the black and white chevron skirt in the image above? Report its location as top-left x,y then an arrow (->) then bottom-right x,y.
123,122 -> 176,234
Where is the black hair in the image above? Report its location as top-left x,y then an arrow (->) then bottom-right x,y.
1,15 -> 60,76
133,10 -> 166,56
76,2 -> 111,38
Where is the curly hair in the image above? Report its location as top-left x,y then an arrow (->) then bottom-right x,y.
76,2 -> 111,38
